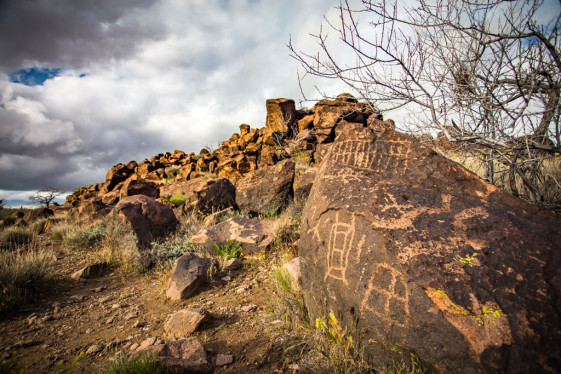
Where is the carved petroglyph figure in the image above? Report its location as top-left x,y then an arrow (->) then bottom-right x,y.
331,139 -> 411,175
361,263 -> 410,330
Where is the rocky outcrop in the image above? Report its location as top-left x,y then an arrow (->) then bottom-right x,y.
294,167 -> 317,202
299,118 -> 561,373
190,217 -> 274,255
265,98 -> 297,134
166,253 -> 218,300
119,179 -> 159,200
235,159 -> 295,215
110,195 -> 178,247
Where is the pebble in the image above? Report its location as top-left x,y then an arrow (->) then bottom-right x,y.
129,343 -> 139,352
240,304 -> 257,312
216,354 -> 234,366
86,344 -> 103,355
125,312 -> 138,320
92,287 -> 106,293
99,295 -> 113,303
106,316 -> 115,324
133,321 -> 147,328
236,285 -> 251,294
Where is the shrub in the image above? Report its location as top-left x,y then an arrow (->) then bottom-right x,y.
0,248 -> 53,313
169,195 -> 186,207
151,234 -> 193,264
29,218 -> 47,235
214,240 -> 242,259
63,223 -> 106,250
98,352 -> 165,374
2,215 -> 16,226
0,227 -> 35,249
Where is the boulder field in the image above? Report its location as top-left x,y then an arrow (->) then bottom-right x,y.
56,94 -> 561,372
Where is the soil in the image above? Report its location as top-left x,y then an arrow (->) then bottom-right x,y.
0,236 -> 295,373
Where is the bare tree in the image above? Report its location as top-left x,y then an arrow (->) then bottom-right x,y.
29,186 -> 63,208
290,0 -> 561,209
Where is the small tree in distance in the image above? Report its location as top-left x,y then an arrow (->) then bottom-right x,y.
30,186 -> 63,208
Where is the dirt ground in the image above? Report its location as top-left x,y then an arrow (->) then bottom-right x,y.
0,237 -> 297,373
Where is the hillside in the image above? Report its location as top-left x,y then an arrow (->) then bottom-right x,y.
1,94 -> 560,373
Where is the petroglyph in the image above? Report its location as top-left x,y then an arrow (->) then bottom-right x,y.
324,212 -> 366,285
361,263 -> 410,330
331,139 -> 411,174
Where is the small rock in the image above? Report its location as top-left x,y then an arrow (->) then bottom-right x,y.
136,336 -> 158,352
85,328 -> 93,334
133,321 -> 147,328
129,343 -> 139,352
13,340 -> 42,348
236,285 -> 251,293
270,320 -> 284,325
106,316 -> 115,324
216,354 -> 234,366
221,276 -> 231,282
223,258 -> 241,271
164,309 -> 210,338
240,304 -> 257,312
124,311 -> 138,320
99,296 -> 113,303
86,344 -> 103,355
92,287 -> 106,293
71,262 -> 108,280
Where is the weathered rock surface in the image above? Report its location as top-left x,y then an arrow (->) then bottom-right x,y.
160,177 -> 236,215
190,217 -> 274,254
148,338 -> 212,374
164,309 -> 210,338
166,253 -> 218,300
294,167 -> 317,202
282,257 -> 301,291
235,159 -> 295,214
265,98 -> 297,134
110,195 -> 179,247
300,119 -> 561,373
119,179 -> 159,199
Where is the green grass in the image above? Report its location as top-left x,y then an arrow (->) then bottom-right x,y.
1,215 -> 16,226
63,223 -> 106,250
98,352 -> 165,374
214,240 -> 242,259
0,226 -> 35,250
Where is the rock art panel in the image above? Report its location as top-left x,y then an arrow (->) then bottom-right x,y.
300,122 -> 561,373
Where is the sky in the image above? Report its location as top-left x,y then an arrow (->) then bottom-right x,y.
0,0 -> 349,205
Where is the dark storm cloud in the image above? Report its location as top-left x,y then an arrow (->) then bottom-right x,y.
0,0 -> 161,70
0,0 -> 343,201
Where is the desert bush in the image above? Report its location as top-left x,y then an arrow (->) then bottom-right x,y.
63,223 -> 106,250
102,216 -> 143,270
0,248 -> 53,313
50,221 -> 79,242
98,352 -> 165,374
2,215 -> 16,226
0,226 -> 35,250
29,218 -> 47,235
150,234 -> 193,265
169,195 -> 186,207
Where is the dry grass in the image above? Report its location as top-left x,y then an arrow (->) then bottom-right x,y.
0,246 -> 54,314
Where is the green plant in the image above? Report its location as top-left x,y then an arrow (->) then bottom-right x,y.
151,234 -> 193,264
2,215 -> 16,226
315,311 -> 355,351
63,223 -> 106,250
455,252 -> 477,267
98,352 -> 165,374
214,240 -> 242,259
0,227 -> 35,249
169,195 -> 186,207
54,351 -> 84,374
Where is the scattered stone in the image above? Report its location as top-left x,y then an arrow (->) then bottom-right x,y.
240,305 -> 257,312
166,253 -> 218,300
129,343 -> 139,352
223,258 -> 241,271
111,303 -> 121,310
270,320 -> 284,325
236,285 -> 251,294
136,336 -> 159,352
133,321 -> 147,328
125,311 -> 138,320
99,295 -> 113,303
13,340 -> 42,349
221,276 -> 231,282
86,344 -> 103,356
106,316 -> 115,324
215,353 -> 234,366
164,309 -> 210,338
190,217 -> 273,255
71,262 -> 108,280
92,287 -> 106,293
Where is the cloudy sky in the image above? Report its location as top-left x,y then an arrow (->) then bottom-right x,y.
0,0 -> 350,204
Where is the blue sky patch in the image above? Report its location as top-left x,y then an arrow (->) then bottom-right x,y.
8,67 -> 63,86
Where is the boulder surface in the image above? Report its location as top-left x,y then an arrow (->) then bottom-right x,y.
299,119 -> 561,373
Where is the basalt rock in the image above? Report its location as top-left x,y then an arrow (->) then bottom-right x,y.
110,195 -> 178,247
235,159 -> 295,215
119,179 -> 159,200
166,253 -> 218,300
300,119 -> 561,373
160,177 -> 236,215
265,98 -> 297,134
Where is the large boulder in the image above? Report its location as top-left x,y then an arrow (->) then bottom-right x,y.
102,163 -> 134,192
235,159 -> 295,215
265,98 -> 297,134
119,179 -> 159,199
110,195 -> 179,247
300,119 -> 561,373
311,93 -> 376,143
166,253 -> 218,300
160,177 -> 236,215
190,217 -> 274,254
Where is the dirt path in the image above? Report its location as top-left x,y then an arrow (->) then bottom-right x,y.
0,239 -> 292,373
